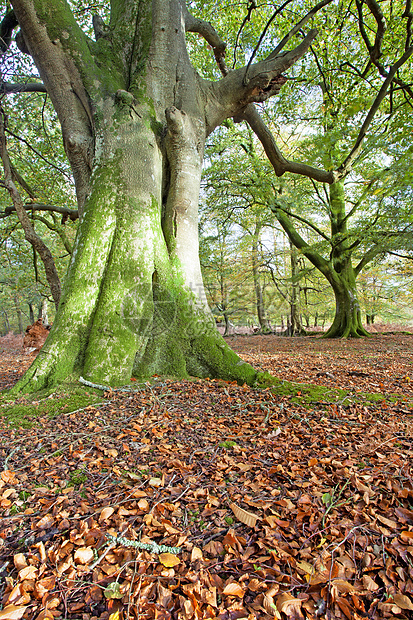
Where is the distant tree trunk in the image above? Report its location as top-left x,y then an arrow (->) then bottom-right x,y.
2,308 -> 10,335
28,302 -> 35,324
285,244 -> 305,336
252,224 -> 271,333
223,311 -> 231,336
272,182 -> 370,338
38,298 -> 49,325
14,295 -> 23,333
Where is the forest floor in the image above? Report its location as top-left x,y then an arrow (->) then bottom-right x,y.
0,332 -> 412,620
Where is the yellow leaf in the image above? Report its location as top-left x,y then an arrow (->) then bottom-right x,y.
158,553 -> 180,567
296,560 -> 314,575
0,605 -> 28,620
109,612 -> 121,620
229,502 -> 259,527
317,537 -> 327,548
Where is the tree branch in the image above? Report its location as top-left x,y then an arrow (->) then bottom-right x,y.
0,108 -> 61,309
337,45 -> 413,176
0,202 -> 78,221
0,81 -> 47,93
241,104 -> 337,183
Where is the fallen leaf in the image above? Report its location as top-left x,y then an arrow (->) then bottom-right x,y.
159,553 -> 180,567
222,582 -> 244,598
230,502 -> 259,527
74,547 -> 94,564
0,605 -> 28,620
99,506 -> 114,521
393,594 -> 413,610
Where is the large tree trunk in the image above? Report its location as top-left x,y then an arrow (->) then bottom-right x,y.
325,183 -> 369,338
324,275 -> 369,338
8,0 -> 315,393
13,98 -> 257,391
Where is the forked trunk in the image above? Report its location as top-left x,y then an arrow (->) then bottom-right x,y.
14,99 -> 257,391
8,0 -> 315,392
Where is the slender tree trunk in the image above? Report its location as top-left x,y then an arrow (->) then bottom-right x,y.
14,295 -> 23,333
252,224 -> 271,333
28,302 -> 34,324
288,244 -> 305,335
2,308 -> 10,334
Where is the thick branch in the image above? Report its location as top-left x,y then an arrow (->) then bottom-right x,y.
10,0 -> 94,215
337,45 -> 413,175
271,202 -> 340,288
0,202 -> 78,221
0,9 -> 18,53
0,111 -> 61,309
0,81 -> 47,93
206,30 -> 318,132
242,105 -> 336,183
354,244 -> 384,275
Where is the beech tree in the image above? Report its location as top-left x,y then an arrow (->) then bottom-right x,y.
1,0 -> 327,392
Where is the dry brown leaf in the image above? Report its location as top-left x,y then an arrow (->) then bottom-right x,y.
229,502 -> 259,527
276,593 -> 305,619
0,605 -> 28,620
99,506 -> 114,521
222,582 -> 244,598
190,546 -> 203,562
362,574 -> 380,591
1,470 -> 18,484
18,565 -> 38,580
74,547 -> 94,564
13,554 -> 27,571
393,594 -> 413,610
377,514 -> 398,529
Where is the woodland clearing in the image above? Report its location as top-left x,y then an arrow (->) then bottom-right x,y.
0,332 -> 412,620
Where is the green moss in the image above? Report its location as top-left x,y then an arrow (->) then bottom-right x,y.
0,384 -> 104,428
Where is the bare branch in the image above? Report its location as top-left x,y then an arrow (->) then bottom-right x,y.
270,0 -> 335,58
0,202 -> 78,221
0,81 -> 47,93
242,105 -> 336,183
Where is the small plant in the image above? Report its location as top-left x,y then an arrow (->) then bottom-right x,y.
321,480 -> 351,526
69,469 -> 88,486
219,440 -> 238,449
224,516 -> 234,525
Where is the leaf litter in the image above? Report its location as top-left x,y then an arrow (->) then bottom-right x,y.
0,334 -> 412,619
